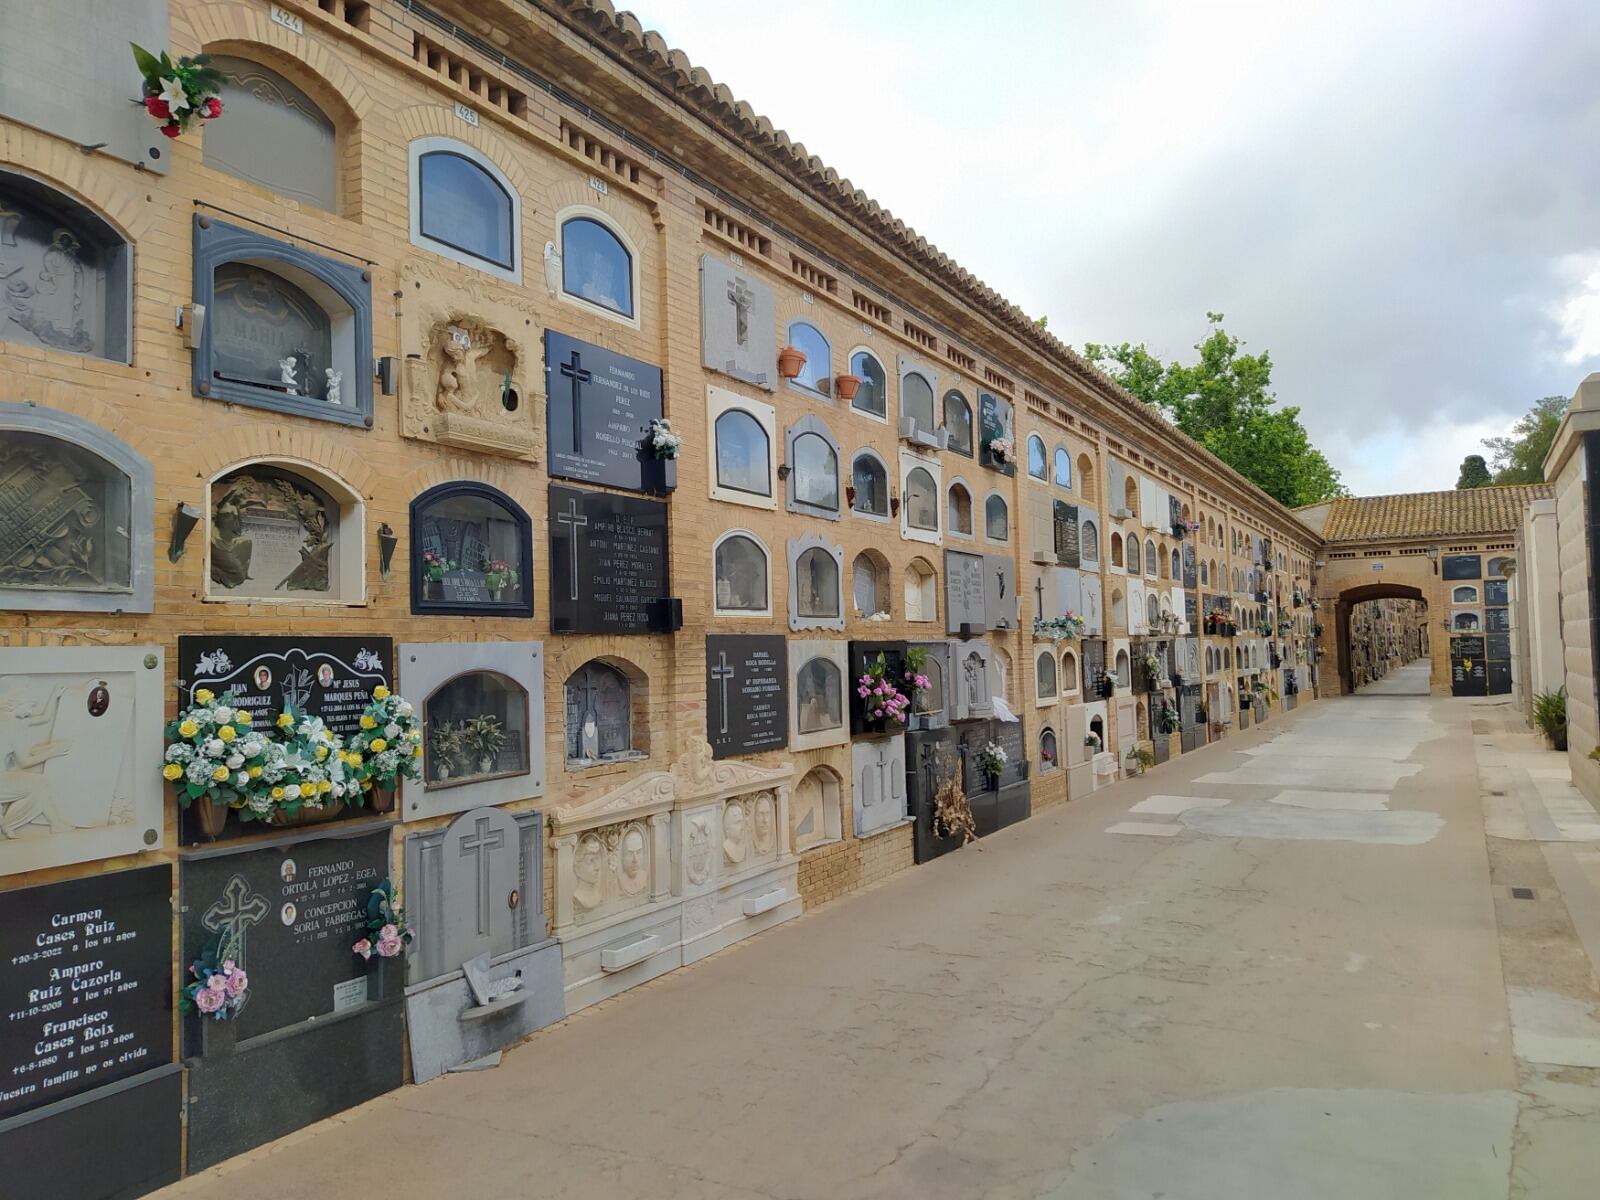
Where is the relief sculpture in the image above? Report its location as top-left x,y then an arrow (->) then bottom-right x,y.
210,470 -> 332,595
0,434 -> 127,592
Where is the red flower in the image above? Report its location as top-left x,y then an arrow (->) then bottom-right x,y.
160,121 -> 182,139
144,96 -> 171,119
202,97 -> 223,119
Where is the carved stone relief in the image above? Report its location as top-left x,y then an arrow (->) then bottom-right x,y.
0,431 -> 131,594
210,468 -> 333,597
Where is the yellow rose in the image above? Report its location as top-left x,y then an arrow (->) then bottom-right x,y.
410,729 -> 422,742
211,766 -> 230,782
370,738 -> 388,753
347,752 -> 363,767
217,725 -> 236,743
271,787 -> 285,800
315,746 -> 329,761
413,744 -> 423,757
235,711 -> 252,725
195,689 -> 214,704
277,712 -> 294,729
373,685 -> 390,701
359,715 -> 377,730
162,763 -> 183,780
178,720 -> 199,738
248,766 -> 262,779
318,780 -> 332,794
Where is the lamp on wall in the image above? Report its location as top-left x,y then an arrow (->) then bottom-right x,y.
168,502 -> 200,562
1426,544 -> 1440,574
377,522 -> 399,580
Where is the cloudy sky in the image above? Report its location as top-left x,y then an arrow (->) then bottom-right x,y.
634,0 -> 1600,496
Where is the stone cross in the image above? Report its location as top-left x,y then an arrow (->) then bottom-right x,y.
1034,577 -> 1045,618
727,278 -> 754,347
459,815 -> 507,938
710,652 -> 735,734
559,349 -> 592,455
202,874 -> 269,968
555,498 -> 588,600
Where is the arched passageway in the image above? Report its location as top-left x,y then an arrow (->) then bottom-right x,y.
1332,583 -> 1430,696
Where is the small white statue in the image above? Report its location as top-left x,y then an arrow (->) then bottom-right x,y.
325,368 -> 342,405
279,356 -> 298,394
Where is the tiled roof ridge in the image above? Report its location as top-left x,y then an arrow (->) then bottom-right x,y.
1298,482 -> 1555,510
1311,483 -> 1554,543
532,0 -> 1318,533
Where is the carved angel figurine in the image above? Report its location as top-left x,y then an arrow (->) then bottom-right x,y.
279,356 -> 299,394
435,337 -> 470,413
325,368 -> 342,405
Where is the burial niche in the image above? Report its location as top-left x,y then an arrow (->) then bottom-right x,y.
796,656 -> 844,735
852,351 -> 887,418
904,465 -> 938,532
786,415 -> 840,518
0,169 -> 130,362
209,465 -> 347,600
203,56 -> 338,210
852,550 -> 890,617
714,532 -> 769,614
851,451 -> 889,518
791,766 -> 842,852
945,390 -> 973,456
789,536 -> 844,631
715,408 -> 772,497
561,214 -> 633,319
410,481 -> 532,616
413,140 -> 517,277
564,661 -> 639,767
423,671 -> 530,789
192,218 -> 371,425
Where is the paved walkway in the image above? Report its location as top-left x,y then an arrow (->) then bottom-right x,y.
161,675 -> 1600,1199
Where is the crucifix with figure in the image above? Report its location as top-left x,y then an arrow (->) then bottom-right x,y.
559,349 -> 591,456
203,874 -> 270,970
460,815 -> 507,938
710,652 -> 735,734
555,497 -> 588,601
727,278 -> 754,347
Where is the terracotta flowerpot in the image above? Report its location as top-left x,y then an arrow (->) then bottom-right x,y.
834,373 -> 862,401
777,344 -> 807,379
267,798 -> 346,827
367,785 -> 395,815
191,797 -> 230,839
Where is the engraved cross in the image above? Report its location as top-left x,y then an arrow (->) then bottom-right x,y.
202,874 -> 270,968
460,816 -> 507,938
555,498 -> 588,601
710,652 -> 735,735
559,349 -> 591,455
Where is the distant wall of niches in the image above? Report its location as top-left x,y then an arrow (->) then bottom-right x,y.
0,1 -> 1321,1193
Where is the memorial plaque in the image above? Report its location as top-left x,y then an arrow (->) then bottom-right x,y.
1487,660 -> 1512,695
1182,543 -> 1198,590
852,736 -> 907,837
1450,635 -> 1487,697
548,484 -> 671,634
707,636 -> 788,759
984,553 -> 1018,631
952,641 -> 995,722
1485,579 -> 1509,606
179,829 -> 391,1046
1053,500 -> 1080,567
1442,554 -> 1482,581
545,330 -> 663,492
977,391 -> 1015,474
179,636 -> 392,739
1485,606 -> 1510,632
945,549 -> 987,634
1081,638 -> 1107,692
1487,633 -> 1512,660
906,727 -> 962,864
701,255 -> 776,389
0,865 -> 171,1119
993,718 -> 1028,788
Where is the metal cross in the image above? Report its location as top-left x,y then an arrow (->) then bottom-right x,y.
559,349 -> 591,455
459,815 -> 507,937
555,497 -> 588,600
710,652 -> 735,735
202,874 -> 269,968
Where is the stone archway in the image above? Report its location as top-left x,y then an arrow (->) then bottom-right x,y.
1330,582 -> 1430,696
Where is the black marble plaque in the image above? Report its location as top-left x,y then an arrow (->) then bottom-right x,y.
1485,579 -> 1509,606
906,727 -> 963,864
548,484 -> 671,634
1485,606 -> 1510,632
993,718 -> 1029,788
1442,554 -> 1482,580
706,635 -> 788,759
545,330 -> 663,492
1450,635 -> 1487,697
1054,500 -> 1080,567
179,829 -> 391,1048
0,866 -> 172,1120
848,641 -> 907,734
1487,633 -> 1512,660
1182,544 -> 1198,590
178,636 -> 393,738
977,391 -> 1016,475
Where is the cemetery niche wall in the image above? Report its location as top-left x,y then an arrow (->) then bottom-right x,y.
701,253 -> 776,389
548,484 -> 675,633
0,864 -> 181,1200
179,826 -> 403,1172
409,481 -> 533,617
0,645 -> 165,874
402,806 -> 563,1083
544,329 -> 668,494
550,742 -> 798,1012
706,635 -> 788,759
0,403 -> 154,614
398,641 -> 545,820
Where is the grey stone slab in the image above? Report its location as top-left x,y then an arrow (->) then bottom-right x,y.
945,549 -> 986,634
405,939 -> 564,1085
853,736 -> 907,837
952,641 -> 995,722
984,553 -> 1019,631
700,253 -> 776,389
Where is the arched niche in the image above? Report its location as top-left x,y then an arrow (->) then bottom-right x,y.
791,765 -> 844,852
409,480 -> 532,616
207,458 -> 365,604
564,658 -> 649,767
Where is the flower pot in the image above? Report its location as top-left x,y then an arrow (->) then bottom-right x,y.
777,344 -> 807,379
835,373 -> 862,401
267,798 -> 346,827
478,756 -> 495,774
191,797 -> 230,839
367,953 -> 403,1002
647,455 -> 678,495
200,1014 -> 237,1058
367,785 -> 395,815
436,763 -> 452,782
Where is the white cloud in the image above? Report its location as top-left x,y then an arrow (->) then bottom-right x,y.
1554,253 -> 1600,364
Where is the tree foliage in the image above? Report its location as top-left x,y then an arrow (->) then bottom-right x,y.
1483,395 -> 1567,484
1456,454 -> 1493,489
1081,313 -> 1346,508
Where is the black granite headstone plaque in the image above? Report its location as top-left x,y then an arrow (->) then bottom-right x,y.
545,330 -> 663,492
548,484 -> 671,634
1485,607 -> 1510,632
179,636 -> 393,738
906,727 -> 963,864
1487,633 -> 1512,660
1450,635 -> 1487,696
1485,579 -> 1509,606
179,829 -> 391,1047
1442,554 -> 1482,581
1054,500 -> 1080,567
0,866 -> 172,1120
440,568 -> 492,605
706,635 -> 788,759
977,391 -> 1016,475
1182,543 -> 1198,590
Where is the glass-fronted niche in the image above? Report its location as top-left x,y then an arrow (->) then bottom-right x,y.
564,660 -> 643,767
410,482 -> 533,616
424,670 -> 530,789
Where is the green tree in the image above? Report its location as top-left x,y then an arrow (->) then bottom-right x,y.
1082,313 -> 1346,508
1483,395 -> 1567,484
1456,454 -> 1493,488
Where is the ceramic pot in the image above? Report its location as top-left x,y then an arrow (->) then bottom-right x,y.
834,373 -> 862,401
267,799 -> 346,827
192,797 -> 229,839
367,785 -> 395,815
777,344 -> 807,379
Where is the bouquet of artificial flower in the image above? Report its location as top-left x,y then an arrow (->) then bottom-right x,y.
986,436 -> 1014,465
262,708 -> 352,819
648,418 -> 681,459
977,741 -> 1008,778
353,878 -> 415,960
858,653 -> 912,725
346,686 -> 423,797
180,945 -> 248,1020
162,689 -> 271,812
131,44 -> 224,138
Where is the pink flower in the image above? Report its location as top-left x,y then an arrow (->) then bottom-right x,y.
915,675 -> 931,689
379,924 -> 398,942
377,937 -> 403,958
873,709 -> 883,718
225,970 -> 248,996
195,986 -> 223,1013
206,973 -> 227,992
222,959 -> 236,973
352,938 -> 373,960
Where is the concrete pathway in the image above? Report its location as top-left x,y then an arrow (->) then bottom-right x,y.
159,673 -> 1600,1199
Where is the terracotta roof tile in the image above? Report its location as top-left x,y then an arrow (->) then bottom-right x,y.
1309,485 -> 1553,543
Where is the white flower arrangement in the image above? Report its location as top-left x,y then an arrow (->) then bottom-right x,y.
647,418 -> 681,460
986,435 -> 1015,465
977,741 -> 1008,778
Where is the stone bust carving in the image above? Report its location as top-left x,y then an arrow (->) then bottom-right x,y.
685,813 -> 713,885
618,823 -> 647,896
723,800 -> 747,865
753,792 -> 775,855
573,832 -> 604,911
